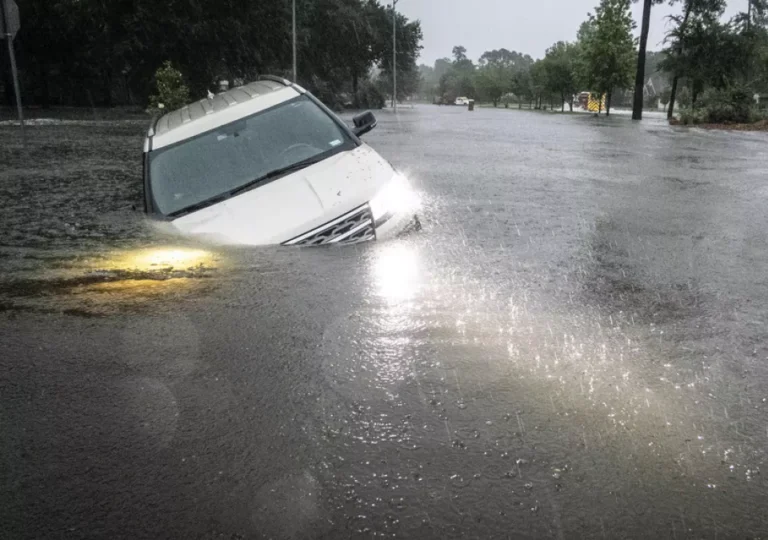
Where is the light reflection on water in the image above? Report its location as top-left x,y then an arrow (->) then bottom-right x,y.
371,242 -> 422,305
0,244 -> 222,316
104,246 -> 214,271
318,229 -> 766,519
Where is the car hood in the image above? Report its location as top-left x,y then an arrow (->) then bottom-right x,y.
169,144 -> 395,245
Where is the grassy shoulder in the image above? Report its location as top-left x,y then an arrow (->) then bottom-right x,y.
0,106 -> 148,122
670,117 -> 768,131
476,103 -> 583,115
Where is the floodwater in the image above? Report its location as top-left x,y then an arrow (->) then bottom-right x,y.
2,105 -> 768,538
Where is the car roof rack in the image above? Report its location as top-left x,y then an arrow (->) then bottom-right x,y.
257,75 -> 292,86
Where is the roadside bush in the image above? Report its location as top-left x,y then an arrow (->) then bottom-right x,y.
677,86 -> 692,108
355,80 -> 385,109
501,92 -> 516,108
679,107 -> 706,125
696,86 -> 754,124
678,86 -> 758,125
148,61 -> 190,114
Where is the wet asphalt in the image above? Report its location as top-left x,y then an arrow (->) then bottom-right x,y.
2,105 -> 768,539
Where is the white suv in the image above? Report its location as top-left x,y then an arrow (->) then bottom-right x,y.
142,76 -> 419,246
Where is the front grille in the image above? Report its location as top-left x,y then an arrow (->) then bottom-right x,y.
282,204 -> 376,246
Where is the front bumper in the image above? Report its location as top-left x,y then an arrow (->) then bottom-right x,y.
282,203 -> 376,246
374,210 -> 421,241
281,203 -> 420,247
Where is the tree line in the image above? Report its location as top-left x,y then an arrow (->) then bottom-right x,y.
419,0 -> 768,122
1,0 -> 423,109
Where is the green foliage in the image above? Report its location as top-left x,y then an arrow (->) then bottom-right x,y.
452,46 -> 468,62
678,107 -> 706,124
678,86 -> 758,124
12,0 -> 423,107
677,85 -> 692,107
510,69 -> 535,105
696,86 -> 755,123
659,87 -> 672,105
434,46 -> 478,102
355,80 -> 386,109
376,6 -> 424,103
541,42 -> 580,110
476,49 -> 535,106
578,0 -> 637,111
658,0 -> 752,117
475,67 -> 506,106
148,61 -> 190,112
529,60 -> 549,107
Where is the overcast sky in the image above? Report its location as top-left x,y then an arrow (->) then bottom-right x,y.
397,0 -> 744,65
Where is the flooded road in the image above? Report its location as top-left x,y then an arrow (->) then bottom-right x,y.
2,105 -> 768,538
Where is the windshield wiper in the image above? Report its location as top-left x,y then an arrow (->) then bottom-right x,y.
168,193 -> 231,219
229,155 -> 327,197
167,155 -> 327,219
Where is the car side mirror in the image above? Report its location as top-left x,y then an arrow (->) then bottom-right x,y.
352,111 -> 377,137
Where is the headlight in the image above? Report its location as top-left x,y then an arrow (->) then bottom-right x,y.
369,174 -> 419,223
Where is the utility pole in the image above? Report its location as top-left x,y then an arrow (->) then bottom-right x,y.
0,0 -> 24,143
292,0 -> 297,82
632,0 -> 652,120
392,0 -> 398,112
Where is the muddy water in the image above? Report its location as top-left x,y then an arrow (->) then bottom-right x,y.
1,107 -> 768,538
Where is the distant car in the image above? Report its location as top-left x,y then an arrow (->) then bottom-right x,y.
455,97 -> 470,106
142,76 -> 420,246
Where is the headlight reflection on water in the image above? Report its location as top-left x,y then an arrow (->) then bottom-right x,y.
132,248 -> 212,270
372,243 -> 422,304
104,247 -> 216,273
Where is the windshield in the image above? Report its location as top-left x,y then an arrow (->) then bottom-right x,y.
149,95 -> 355,216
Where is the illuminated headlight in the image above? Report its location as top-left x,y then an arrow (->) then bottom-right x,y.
369,174 -> 419,224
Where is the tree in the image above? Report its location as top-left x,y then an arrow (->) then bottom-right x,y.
418,57 -> 453,100
476,65 -> 507,106
478,49 -> 534,71
731,0 -> 768,85
12,0 -> 424,108
148,61 -> 190,112
660,0 -> 727,117
435,45 -> 477,102
578,0 -> 637,115
733,0 -> 768,32
375,6 -> 423,105
542,41 -> 580,111
475,48 -> 535,106
529,60 -> 548,109
510,69 -> 534,108
438,71 -> 459,102
452,46 -> 468,62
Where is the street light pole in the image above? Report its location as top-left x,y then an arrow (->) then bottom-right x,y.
392,0 -> 398,112
292,0 -> 297,82
1,0 -> 24,144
